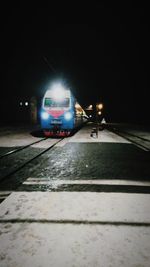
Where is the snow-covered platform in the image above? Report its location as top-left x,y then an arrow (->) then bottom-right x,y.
0,191 -> 150,267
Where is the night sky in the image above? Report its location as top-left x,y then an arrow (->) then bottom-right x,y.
1,4 -> 150,124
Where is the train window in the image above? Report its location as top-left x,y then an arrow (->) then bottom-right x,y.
44,98 -> 70,108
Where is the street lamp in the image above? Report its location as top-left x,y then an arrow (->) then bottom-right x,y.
97,103 -> 103,110
96,102 -> 104,122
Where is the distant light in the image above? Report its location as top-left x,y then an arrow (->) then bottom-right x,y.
97,103 -> 103,110
86,104 -> 93,110
19,102 -> 23,106
89,115 -> 92,118
75,103 -> 81,109
98,111 -> 102,115
25,102 -> 29,106
64,112 -> 72,120
101,118 -> 106,124
41,112 -> 49,120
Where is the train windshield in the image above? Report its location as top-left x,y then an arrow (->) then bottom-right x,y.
44,98 -> 70,108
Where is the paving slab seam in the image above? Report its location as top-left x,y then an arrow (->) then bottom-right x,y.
1,219 -> 150,226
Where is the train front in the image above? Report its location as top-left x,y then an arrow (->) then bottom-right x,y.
40,85 -> 74,137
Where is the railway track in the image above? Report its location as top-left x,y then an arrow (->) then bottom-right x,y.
107,125 -> 150,151
0,138 -> 64,182
0,137 -> 48,159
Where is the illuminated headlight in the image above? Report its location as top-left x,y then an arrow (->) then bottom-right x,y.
41,112 -> 49,120
64,112 -> 72,120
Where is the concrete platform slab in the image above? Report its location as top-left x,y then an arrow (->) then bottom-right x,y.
0,192 -> 150,223
0,222 -> 150,267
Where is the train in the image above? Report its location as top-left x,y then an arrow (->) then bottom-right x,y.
40,83 -> 88,137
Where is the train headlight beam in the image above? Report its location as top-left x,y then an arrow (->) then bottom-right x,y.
41,112 -> 49,120
64,112 -> 72,120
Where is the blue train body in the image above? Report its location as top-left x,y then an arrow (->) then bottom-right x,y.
40,86 -> 87,137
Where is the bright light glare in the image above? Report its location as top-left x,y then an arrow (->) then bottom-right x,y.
25,102 -> 29,106
51,83 -> 66,101
75,103 -> 81,109
41,112 -> 49,120
65,112 -> 72,120
98,103 -> 103,110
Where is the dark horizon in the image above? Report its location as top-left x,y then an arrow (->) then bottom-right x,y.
1,5 -> 150,124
